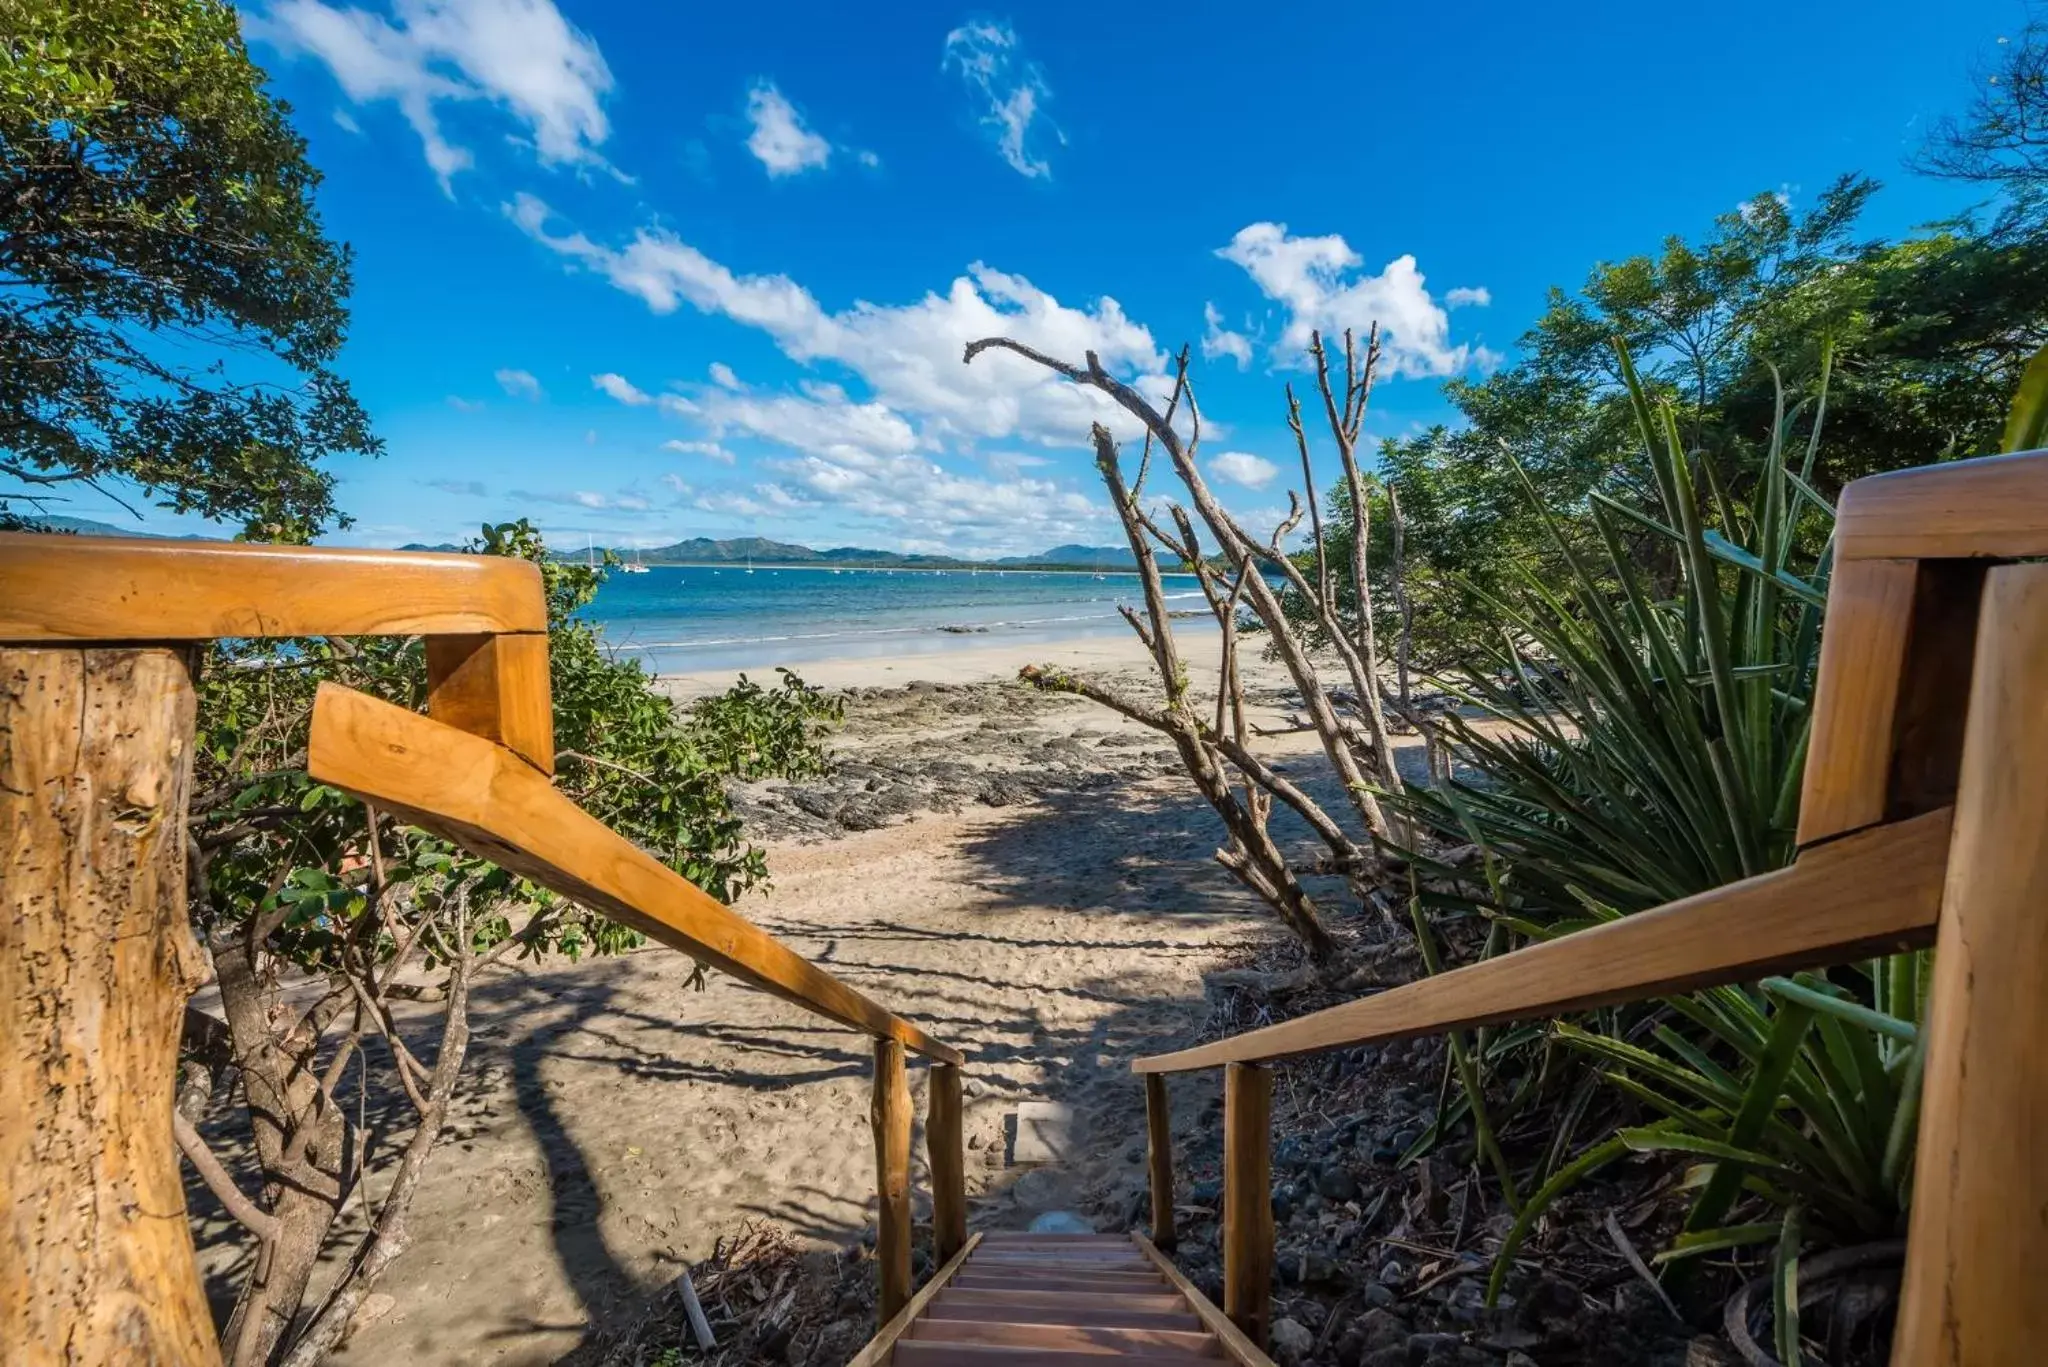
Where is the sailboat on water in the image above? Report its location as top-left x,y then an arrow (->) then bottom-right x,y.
620,543 -> 649,574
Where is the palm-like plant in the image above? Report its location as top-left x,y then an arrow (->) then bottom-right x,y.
1387,339 -> 1939,1361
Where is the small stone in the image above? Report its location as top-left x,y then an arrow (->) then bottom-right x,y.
1315,1165 -> 1360,1202
1189,1178 -> 1222,1206
1362,1283 -> 1398,1309
1358,1309 -> 1411,1351
1270,1317 -> 1314,1356
1379,1258 -> 1407,1286
968,1132 -> 984,1149
1507,1353 -> 1540,1367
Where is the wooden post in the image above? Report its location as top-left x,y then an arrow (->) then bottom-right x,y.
0,647 -> 221,1365
424,631 -> 554,774
1221,1062 -> 1273,1348
871,1037 -> 913,1324
1893,562 -> 2048,1365
1145,1073 -> 1176,1250
928,1062 -> 967,1265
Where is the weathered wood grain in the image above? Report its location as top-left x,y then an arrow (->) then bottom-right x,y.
1893,563 -> 2048,1366
0,648 -> 221,1366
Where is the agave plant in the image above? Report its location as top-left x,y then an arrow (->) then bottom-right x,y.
1380,337 -> 1954,1361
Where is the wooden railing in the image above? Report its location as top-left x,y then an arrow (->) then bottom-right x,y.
1132,450 -> 2048,1366
0,534 -> 964,1364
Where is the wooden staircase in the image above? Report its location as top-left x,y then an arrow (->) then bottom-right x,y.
852,1231 -> 1273,1365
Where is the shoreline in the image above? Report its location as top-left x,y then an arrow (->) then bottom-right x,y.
655,622 -> 1216,700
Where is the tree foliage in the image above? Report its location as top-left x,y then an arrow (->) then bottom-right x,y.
1356,178 -> 2048,667
0,0 -> 376,537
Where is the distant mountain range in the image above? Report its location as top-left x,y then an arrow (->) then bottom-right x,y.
7,517 -> 1139,572
527,536 -> 1141,572
10,515 -> 205,540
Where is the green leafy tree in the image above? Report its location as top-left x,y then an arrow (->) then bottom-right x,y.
1362,179 -> 2048,665
0,0 -> 376,537
183,525 -> 842,1366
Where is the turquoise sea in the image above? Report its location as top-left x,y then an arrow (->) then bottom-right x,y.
583,564 -> 1207,674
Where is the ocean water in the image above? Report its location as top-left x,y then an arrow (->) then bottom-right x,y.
582,564 -> 1209,674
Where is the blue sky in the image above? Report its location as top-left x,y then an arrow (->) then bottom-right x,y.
61,0 -> 2037,552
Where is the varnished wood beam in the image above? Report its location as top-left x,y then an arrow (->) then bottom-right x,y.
306,682 -> 961,1063
929,1062 -> 967,1266
1893,563 -> 2048,1365
1835,448 -> 2048,561
1134,809 -> 1952,1074
1145,1073 -> 1176,1251
1221,1063 -> 1273,1349
425,632 -> 554,774
1797,558 -> 1919,845
0,533 -> 545,642
872,1038 -> 913,1326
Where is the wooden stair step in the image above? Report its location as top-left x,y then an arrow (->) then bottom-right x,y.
892,1346 -> 1219,1366
953,1275 -> 1171,1295
938,1289 -> 1189,1313
908,1318 -> 1222,1355
930,1297 -> 1202,1330
970,1262 -> 1163,1270
979,1232 -> 1123,1242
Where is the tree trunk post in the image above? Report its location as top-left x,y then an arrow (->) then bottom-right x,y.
928,1062 -> 966,1266
1145,1073 -> 1176,1251
1893,563 -> 2048,1365
871,1037 -> 912,1325
1221,1062 -> 1273,1349
1,647 -> 221,1366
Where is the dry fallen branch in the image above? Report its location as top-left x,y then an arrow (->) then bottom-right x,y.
975,329 -> 1435,975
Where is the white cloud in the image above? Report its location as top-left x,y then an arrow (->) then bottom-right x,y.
744,82 -> 832,177
1217,223 -> 1496,378
1201,302 -> 1253,370
510,195 -> 1168,451
509,199 -> 1200,554
942,21 -> 1059,179
1210,451 -> 1280,489
509,487 -> 649,511
254,0 -> 614,190
332,107 -> 362,134
663,439 -> 738,465
661,472 -> 691,493
495,367 -> 543,399
1445,286 -> 1491,308
446,394 -> 484,412
592,371 -> 651,405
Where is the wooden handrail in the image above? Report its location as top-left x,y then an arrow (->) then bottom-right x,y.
4,532 -> 970,1353
1835,447 -> 2048,561
1133,808 -> 1949,1073
307,681 -> 962,1063
1128,451 -> 2048,1361
0,533 -> 546,640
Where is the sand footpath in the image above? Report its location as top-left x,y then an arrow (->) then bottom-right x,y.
254,632 -> 1288,1365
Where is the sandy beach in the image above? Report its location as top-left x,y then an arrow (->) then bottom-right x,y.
189,627 -> 1351,1365
654,624 -> 1212,701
